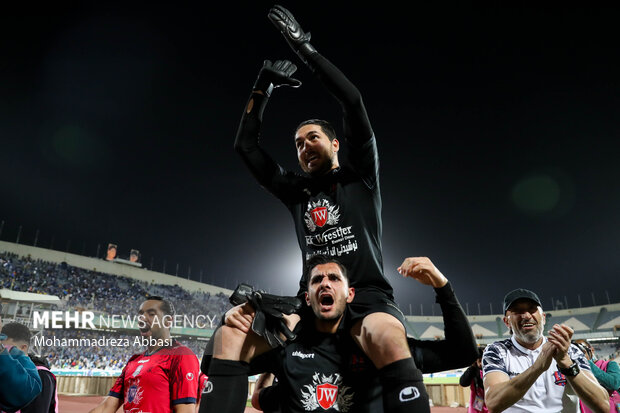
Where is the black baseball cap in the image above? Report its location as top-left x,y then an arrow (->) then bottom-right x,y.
503,288 -> 542,314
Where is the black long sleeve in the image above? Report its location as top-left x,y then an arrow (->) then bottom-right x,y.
257,383 -> 282,413
234,51 -> 376,200
21,370 -> 56,413
459,365 -> 479,387
233,91 -> 283,190
410,282 -> 479,373
304,52 -> 373,147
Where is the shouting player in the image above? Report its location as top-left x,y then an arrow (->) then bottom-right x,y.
203,5 -> 442,413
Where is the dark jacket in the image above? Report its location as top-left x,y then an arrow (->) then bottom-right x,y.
0,345 -> 42,412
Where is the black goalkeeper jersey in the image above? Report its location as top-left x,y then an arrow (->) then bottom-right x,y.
258,318 -> 382,413
252,282 -> 478,413
235,51 -> 393,298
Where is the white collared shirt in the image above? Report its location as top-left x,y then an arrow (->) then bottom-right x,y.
482,336 -> 590,413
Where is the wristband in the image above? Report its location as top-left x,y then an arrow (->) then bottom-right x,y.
559,361 -> 580,377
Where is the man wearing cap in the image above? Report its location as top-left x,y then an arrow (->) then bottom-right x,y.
482,288 -> 609,413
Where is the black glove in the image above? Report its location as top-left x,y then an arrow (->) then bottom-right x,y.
229,284 -> 302,348
253,59 -> 301,97
229,283 -> 255,306
268,5 -> 317,65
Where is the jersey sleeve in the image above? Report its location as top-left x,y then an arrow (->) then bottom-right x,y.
234,91 -> 307,205
568,344 -> 591,372
108,364 -> 127,399
482,342 -> 508,376
305,52 -> 373,147
258,383 -> 282,412
347,136 -> 380,189
305,52 -> 378,185
458,365 -> 477,387
590,360 -> 620,392
169,353 -> 200,405
409,282 -> 478,373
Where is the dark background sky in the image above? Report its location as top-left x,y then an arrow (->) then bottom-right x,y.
1,3 -> 619,315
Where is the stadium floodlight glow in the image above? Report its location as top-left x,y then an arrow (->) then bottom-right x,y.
587,337 -> 619,342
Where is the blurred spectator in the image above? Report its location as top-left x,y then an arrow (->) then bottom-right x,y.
460,346 -> 488,413
0,311 -> 42,411
2,322 -> 57,413
575,339 -> 620,413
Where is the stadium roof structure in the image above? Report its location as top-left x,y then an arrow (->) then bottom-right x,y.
0,288 -> 61,305
405,302 -> 620,344
471,323 -> 499,337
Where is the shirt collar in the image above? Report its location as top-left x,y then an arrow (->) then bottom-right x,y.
511,335 -> 546,354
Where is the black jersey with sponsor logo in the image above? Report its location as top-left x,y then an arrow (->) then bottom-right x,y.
252,282 -> 478,413
271,140 -> 389,298
257,319 -> 382,413
235,51 -> 393,298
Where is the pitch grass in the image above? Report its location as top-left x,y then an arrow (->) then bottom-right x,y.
424,376 -> 461,384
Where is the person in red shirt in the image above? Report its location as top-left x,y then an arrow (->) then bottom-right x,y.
89,296 -> 200,413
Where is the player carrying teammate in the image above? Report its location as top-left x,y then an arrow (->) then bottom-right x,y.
203,5 -> 438,413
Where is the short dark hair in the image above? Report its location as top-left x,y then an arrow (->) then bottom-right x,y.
305,255 -> 348,283
296,119 -> 337,142
1,322 -> 31,343
145,296 -> 174,316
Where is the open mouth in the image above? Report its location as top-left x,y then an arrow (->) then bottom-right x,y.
318,292 -> 334,311
139,326 -> 151,334
320,295 -> 334,305
306,153 -> 319,166
520,322 -> 536,330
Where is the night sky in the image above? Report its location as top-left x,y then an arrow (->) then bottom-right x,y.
1,3 -> 619,315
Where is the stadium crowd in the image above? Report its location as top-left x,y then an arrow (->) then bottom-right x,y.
1,252 -> 229,370
0,252 -> 231,317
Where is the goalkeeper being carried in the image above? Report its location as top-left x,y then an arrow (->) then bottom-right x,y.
200,5 -> 473,413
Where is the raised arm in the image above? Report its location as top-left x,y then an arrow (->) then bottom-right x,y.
547,324 -> 610,413
233,59 -> 301,195
459,364 -> 479,387
251,372 -> 281,411
397,257 -> 478,373
268,5 -> 373,148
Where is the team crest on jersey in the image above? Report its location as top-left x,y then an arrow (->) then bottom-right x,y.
300,372 -> 353,411
126,383 -> 144,404
553,371 -> 567,386
304,199 -> 340,232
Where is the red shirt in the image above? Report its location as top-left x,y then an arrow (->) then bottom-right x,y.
109,341 -> 200,412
